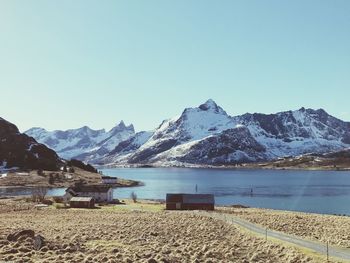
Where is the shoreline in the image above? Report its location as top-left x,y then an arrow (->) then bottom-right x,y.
0,167 -> 142,190
100,163 -> 350,171
0,182 -> 143,190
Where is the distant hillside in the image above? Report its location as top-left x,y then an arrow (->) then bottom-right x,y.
245,149 -> 350,170
0,117 -> 62,170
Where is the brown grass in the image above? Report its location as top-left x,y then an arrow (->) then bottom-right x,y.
0,199 -> 323,263
219,207 -> 350,249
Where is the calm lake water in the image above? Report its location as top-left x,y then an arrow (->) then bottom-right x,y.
2,168 -> 350,215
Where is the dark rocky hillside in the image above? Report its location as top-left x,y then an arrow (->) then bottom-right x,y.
178,126 -> 267,165
66,159 -> 97,173
0,118 -> 62,170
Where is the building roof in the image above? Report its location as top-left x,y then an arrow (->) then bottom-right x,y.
183,194 -> 214,204
70,197 -> 94,202
101,176 -> 117,180
166,194 -> 215,204
66,184 -> 112,194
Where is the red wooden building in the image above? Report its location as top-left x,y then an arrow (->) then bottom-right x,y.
166,194 -> 215,211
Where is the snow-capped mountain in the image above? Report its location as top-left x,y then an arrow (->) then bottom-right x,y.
102,100 -> 350,166
0,117 -> 62,170
25,121 -> 135,161
25,99 -> 350,166
176,126 -> 267,165
233,108 -> 350,159
116,99 -> 238,164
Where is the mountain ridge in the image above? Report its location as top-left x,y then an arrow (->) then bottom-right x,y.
102,100 -> 350,166
25,121 -> 135,161
25,99 -> 350,167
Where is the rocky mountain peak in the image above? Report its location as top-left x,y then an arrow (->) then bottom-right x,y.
117,120 -> 126,128
111,121 -> 135,133
26,127 -> 47,133
198,99 -> 226,114
78,126 -> 91,132
316,108 -> 327,114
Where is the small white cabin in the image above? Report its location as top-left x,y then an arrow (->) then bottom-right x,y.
64,184 -> 113,203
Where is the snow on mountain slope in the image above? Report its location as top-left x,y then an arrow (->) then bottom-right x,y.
25,121 -> 135,161
26,99 -> 350,166
118,99 -> 238,164
233,108 -> 350,158
99,131 -> 154,165
104,100 -> 350,166
161,99 -> 234,140
138,100 -> 235,148
149,126 -> 267,165
109,131 -> 153,156
178,126 -> 267,164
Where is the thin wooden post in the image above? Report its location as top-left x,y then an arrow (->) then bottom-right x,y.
265,228 -> 267,241
326,241 -> 329,262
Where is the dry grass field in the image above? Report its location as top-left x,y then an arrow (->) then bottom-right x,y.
219,207 -> 350,249
0,199 -> 325,263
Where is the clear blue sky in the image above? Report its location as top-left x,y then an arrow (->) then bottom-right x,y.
1,0 -> 349,132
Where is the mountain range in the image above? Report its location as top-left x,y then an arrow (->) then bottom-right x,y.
25,99 -> 350,167
26,121 -> 135,162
